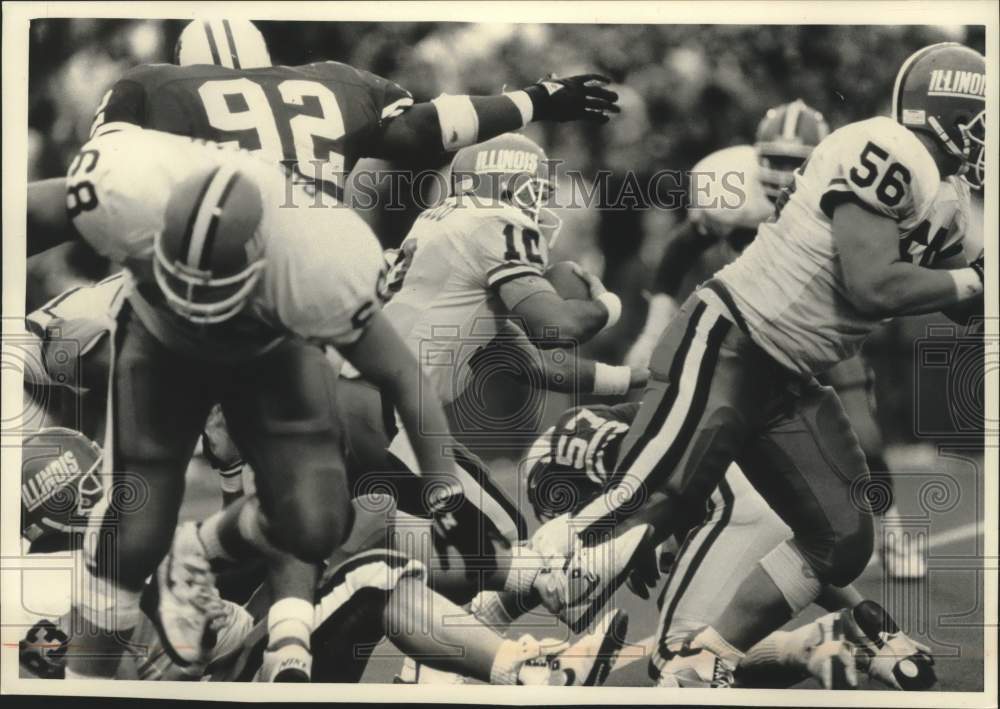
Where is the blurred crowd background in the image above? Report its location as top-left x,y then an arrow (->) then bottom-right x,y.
27,19 -> 987,448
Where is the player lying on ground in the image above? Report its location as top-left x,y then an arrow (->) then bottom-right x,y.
625,100 -> 957,578
17,428 -> 629,686
523,42 -> 985,688
518,403 -> 935,689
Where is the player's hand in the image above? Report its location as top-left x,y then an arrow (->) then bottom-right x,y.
624,533 -> 660,600
629,366 -> 650,389
970,250 -> 984,284
569,262 -> 608,299
523,74 -> 620,124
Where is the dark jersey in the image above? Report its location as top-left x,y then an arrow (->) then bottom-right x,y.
526,402 -> 639,520
90,61 -> 413,199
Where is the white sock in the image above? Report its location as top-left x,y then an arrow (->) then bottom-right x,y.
693,626 -> 745,669
267,597 -> 313,653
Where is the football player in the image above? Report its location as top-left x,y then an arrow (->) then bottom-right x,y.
57,122 -> 465,682
539,42 -> 984,686
334,132 -> 645,680
17,429 -> 628,687
522,403 -> 935,690
27,20 -> 620,257
626,100 -> 928,578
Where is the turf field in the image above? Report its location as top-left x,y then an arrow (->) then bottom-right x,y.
180,443 -> 986,690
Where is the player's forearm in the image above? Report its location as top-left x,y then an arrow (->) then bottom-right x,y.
389,368 -> 455,480
848,262 -> 982,317
380,94 -> 528,162
536,349 -> 644,396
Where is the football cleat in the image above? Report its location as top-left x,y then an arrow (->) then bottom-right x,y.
256,643 -> 312,683
543,608 -> 630,686
845,600 -> 936,690
150,522 -> 219,667
654,637 -> 736,688
535,524 -> 652,633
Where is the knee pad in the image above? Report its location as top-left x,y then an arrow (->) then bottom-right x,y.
758,539 -> 823,616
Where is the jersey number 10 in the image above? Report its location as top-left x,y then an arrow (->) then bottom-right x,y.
199,78 -> 347,192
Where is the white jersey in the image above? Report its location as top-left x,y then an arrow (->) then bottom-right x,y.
382,196 -> 550,405
68,123 -> 385,360
717,117 -> 968,375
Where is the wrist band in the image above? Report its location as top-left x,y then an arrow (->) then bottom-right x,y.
431,94 -> 480,150
504,90 -> 534,127
593,363 -> 631,396
596,291 -> 622,329
949,267 -> 983,300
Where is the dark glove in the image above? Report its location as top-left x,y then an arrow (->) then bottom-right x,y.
523,74 -> 620,124
970,250 -> 984,284
624,526 -> 661,600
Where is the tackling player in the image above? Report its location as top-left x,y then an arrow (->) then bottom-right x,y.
58,123 -> 465,682
27,19 -> 620,256
540,42 -> 985,685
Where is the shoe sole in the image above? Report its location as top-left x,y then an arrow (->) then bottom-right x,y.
584,609 -> 629,686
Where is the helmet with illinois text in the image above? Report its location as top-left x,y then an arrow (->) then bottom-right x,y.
754,99 -> 830,201
154,163 -> 266,324
21,427 -> 104,552
893,42 -> 986,188
449,133 -> 562,244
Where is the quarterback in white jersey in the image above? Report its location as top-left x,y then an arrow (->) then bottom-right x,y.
383,132 -> 627,412
542,42 -> 985,688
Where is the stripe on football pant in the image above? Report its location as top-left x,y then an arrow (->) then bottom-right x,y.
184,164 -> 241,271
655,477 -> 734,654
571,302 -> 729,531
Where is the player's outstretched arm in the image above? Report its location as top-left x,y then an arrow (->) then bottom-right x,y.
27,178 -> 77,256
377,75 -> 619,162
338,311 -> 456,483
933,251 -> 985,326
833,203 -> 984,317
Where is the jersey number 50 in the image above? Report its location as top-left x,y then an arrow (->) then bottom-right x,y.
199,78 -> 346,192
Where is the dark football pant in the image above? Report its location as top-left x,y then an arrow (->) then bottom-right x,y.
91,306 -> 352,590
338,376 -> 526,544
578,282 -> 873,587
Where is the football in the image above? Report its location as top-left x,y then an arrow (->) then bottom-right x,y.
545,261 -> 592,300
